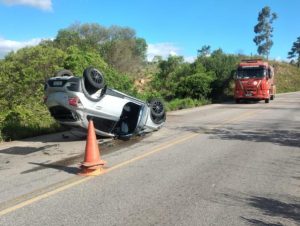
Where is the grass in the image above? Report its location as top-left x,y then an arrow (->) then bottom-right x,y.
272,61 -> 300,93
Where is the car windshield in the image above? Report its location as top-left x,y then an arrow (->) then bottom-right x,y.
237,67 -> 265,79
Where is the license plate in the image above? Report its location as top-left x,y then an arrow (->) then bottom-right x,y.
53,81 -> 63,86
245,93 -> 252,97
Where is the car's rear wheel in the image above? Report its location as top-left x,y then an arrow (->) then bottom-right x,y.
83,67 -> 105,89
265,98 -> 270,103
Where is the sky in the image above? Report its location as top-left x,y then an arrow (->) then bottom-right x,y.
0,0 -> 299,62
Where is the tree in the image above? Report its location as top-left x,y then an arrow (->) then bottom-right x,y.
288,36 -> 300,67
151,56 -> 186,100
196,48 -> 238,99
253,6 -> 277,59
151,55 -> 216,101
54,30 -> 81,50
177,63 -> 214,99
197,45 -> 211,57
63,46 -> 108,76
54,23 -> 147,75
62,45 -> 135,93
100,38 -> 147,75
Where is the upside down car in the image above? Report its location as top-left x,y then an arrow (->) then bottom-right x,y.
44,67 -> 166,139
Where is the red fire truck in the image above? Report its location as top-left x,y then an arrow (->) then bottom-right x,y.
234,59 -> 276,103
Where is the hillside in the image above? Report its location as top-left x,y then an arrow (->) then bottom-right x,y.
272,61 -> 300,93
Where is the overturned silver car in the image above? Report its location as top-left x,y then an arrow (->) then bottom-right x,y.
44,67 -> 166,139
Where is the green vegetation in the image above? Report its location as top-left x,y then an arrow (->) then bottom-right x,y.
273,61 -> 300,93
165,98 -> 210,111
0,22 -> 300,141
288,36 -> 300,67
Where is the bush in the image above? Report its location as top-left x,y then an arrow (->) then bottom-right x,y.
166,98 -> 210,111
135,90 -> 163,102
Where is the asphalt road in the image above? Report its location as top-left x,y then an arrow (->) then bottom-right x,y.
0,92 -> 299,226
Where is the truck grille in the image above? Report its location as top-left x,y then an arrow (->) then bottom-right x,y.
245,87 -> 257,91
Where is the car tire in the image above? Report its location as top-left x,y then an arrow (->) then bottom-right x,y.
81,79 -> 103,102
149,99 -> 165,117
55,69 -> 74,77
265,98 -> 270,103
151,112 -> 166,125
83,67 -> 105,89
270,95 -> 274,100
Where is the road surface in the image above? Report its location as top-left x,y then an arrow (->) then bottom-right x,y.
0,92 -> 299,225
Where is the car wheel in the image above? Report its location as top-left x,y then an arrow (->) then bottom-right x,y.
149,99 -> 165,117
55,69 -> 74,77
270,95 -> 274,100
83,67 -> 105,89
151,112 -> 166,125
81,79 -> 103,102
265,98 -> 270,103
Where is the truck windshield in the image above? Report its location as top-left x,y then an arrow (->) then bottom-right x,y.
237,67 -> 265,79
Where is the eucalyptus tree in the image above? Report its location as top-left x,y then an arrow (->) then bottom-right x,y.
253,6 -> 277,59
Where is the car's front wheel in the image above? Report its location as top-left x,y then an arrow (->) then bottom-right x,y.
149,99 -> 165,117
149,99 -> 166,124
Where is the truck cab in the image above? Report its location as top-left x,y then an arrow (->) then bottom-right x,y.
234,59 -> 276,103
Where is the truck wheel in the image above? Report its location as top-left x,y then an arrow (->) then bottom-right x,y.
265,98 -> 270,103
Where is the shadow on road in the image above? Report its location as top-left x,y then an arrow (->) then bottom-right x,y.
209,128 -> 300,148
21,161 -> 81,175
209,191 -> 300,225
20,130 -> 87,143
172,125 -> 300,148
0,144 -> 58,155
245,196 -> 300,223
241,217 -> 283,226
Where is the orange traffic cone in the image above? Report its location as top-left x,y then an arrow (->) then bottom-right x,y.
79,120 -> 106,176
